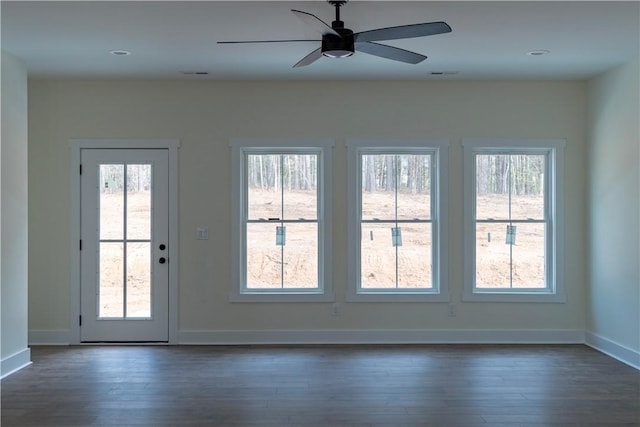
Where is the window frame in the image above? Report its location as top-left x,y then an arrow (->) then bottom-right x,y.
346,139 -> 450,302
462,138 -> 566,303
230,138 -> 334,302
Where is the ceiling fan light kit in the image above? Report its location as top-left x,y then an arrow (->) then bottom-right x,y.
321,32 -> 354,59
219,0 -> 451,68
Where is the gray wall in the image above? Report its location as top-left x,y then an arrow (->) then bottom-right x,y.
27,79 -> 588,342
1,51 -> 30,376
586,59 -> 640,365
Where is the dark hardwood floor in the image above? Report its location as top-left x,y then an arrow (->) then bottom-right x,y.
1,344 -> 638,426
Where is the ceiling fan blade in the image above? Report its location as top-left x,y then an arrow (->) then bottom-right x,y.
293,47 -> 323,68
291,9 -> 340,37
218,39 -> 320,44
354,21 -> 452,43
355,42 -> 427,64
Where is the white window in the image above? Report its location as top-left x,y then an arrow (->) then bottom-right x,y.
230,139 -> 333,302
347,139 -> 449,302
463,138 -> 565,302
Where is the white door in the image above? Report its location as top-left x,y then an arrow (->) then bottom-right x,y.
80,149 -> 169,342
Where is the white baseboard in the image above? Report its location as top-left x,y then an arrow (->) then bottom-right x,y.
1,348 -> 32,379
585,331 -> 640,370
28,328 -> 587,347
179,329 -> 585,345
29,330 -> 70,345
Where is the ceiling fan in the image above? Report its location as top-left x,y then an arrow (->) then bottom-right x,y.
218,0 -> 452,68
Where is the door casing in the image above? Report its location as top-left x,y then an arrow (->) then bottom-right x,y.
70,139 -> 180,344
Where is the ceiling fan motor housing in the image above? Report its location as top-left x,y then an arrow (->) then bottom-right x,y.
322,27 -> 355,58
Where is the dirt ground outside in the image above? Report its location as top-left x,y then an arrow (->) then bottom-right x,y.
98,190 -> 545,317
245,190 -> 544,290
99,192 -> 152,318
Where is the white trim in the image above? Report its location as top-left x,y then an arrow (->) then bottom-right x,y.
461,292 -> 567,303
179,329 -> 585,345
70,145 -> 81,344
69,139 -> 180,344
345,138 -> 450,148
462,138 -> 566,303
229,292 -> 335,303
1,348 -> 32,379
70,139 -> 181,149
230,138 -> 335,149
29,330 -> 71,345
167,143 -> 180,344
585,331 -> 640,370
346,138 -> 450,302
462,138 -> 567,150
345,292 -> 450,303
229,138 -> 334,302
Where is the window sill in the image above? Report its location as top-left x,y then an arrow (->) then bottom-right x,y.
346,290 -> 450,303
462,290 -> 566,303
230,291 -> 335,303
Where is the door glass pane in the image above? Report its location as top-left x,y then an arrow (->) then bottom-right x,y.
282,223 -> 318,289
510,155 -> 545,220
99,242 -> 124,318
397,223 -> 432,289
475,154 -> 510,220
361,223 -> 397,288
512,223 -> 545,288
246,222 -> 282,288
127,164 -> 151,240
282,154 -> 317,220
396,154 -> 431,220
361,155 -> 396,221
126,242 -> 151,317
247,154 -> 282,220
100,165 -> 124,240
475,223 -> 511,288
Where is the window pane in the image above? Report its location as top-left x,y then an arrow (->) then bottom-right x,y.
246,223 -> 282,289
100,164 -> 124,239
397,223 -> 432,289
361,154 -> 396,220
510,155 -> 545,220
99,242 -> 123,318
126,242 -> 151,317
512,223 -> 546,288
475,223 -> 511,288
396,154 -> 431,220
282,223 -> 318,289
361,223 -> 397,288
126,164 -> 151,240
475,154 -> 510,220
282,154 -> 317,220
247,154 -> 282,220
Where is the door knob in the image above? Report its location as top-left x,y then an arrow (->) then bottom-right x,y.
159,244 -> 166,251
159,257 -> 166,264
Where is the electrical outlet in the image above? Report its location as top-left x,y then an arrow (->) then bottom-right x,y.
331,303 -> 340,316
448,304 -> 457,317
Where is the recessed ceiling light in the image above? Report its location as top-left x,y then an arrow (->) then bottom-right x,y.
110,50 -> 131,56
527,50 -> 550,56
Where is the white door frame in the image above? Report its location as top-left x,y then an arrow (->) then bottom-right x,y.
70,139 -> 180,344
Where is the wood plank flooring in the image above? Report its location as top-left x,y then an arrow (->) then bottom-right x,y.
2,344 -> 639,426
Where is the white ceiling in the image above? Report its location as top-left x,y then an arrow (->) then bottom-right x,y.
2,1 -> 639,81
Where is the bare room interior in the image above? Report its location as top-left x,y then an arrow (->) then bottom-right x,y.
1,1 -> 639,426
